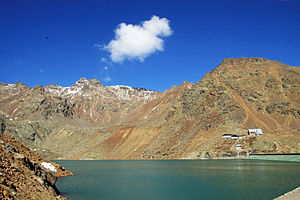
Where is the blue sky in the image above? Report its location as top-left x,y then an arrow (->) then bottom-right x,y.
0,0 -> 299,92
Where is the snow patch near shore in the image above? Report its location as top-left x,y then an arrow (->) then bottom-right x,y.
41,162 -> 57,172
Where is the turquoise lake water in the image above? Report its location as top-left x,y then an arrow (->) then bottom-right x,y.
55,160 -> 300,200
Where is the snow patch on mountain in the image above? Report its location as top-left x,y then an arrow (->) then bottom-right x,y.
44,78 -> 161,101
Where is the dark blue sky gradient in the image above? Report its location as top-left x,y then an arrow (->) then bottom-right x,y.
1,0 -> 299,91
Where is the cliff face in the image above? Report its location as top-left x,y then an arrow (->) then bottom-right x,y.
0,133 -> 73,199
0,58 -> 299,160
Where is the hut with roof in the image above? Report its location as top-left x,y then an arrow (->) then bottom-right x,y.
248,129 -> 263,136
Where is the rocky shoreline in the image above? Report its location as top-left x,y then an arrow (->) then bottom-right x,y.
275,187 -> 300,200
0,133 -> 73,200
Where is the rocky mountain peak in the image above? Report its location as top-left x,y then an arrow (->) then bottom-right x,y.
79,77 -> 88,81
210,57 -> 274,77
15,81 -> 26,86
74,77 -> 89,85
73,77 -> 103,89
32,85 -> 44,91
89,78 -> 102,86
165,81 -> 194,94
221,57 -> 270,65
180,81 -> 194,89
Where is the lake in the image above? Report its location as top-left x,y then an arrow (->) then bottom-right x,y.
55,160 -> 300,200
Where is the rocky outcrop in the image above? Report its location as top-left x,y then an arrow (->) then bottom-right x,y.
0,118 -> 5,133
0,133 -> 72,200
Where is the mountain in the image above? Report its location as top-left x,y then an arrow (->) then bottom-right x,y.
0,57 -> 299,159
0,77 -> 161,126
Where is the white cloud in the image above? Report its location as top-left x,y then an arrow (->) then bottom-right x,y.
104,15 -> 172,63
103,74 -> 111,82
94,44 -> 103,49
104,66 -> 109,70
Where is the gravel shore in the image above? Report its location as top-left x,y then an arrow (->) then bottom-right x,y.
275,187 -> 300,200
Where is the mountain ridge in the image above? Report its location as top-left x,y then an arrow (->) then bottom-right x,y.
0,57 -> 299,160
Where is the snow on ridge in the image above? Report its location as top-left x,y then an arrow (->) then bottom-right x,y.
12,107 -> 18,114
45,88 -> 59,95
4,84 -> 15,88
41,162 -> 57,172
1,84 -> 19,92
44,84 -> 63,95
44,81 -> 159,101
63,86 -> 81,95
108,85 -> 135,91
107,85 -> 157,101
46,84 -> 84,97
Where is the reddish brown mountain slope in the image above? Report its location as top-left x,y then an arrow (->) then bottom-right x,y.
0,58 -> 299,160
